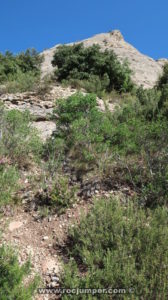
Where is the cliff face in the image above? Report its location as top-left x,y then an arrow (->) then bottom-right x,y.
41,30 -> 167,89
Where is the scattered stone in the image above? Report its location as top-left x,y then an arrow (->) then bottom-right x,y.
51,276 -> 59,282
42,236 -> 49,241
9,221 -> 23,232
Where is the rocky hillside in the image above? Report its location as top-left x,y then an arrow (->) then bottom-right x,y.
1,86 -> 114,141
41,30 -> 167,89
1,30 -> 168,300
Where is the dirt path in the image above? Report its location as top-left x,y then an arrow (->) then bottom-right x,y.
0,199 -> 91,300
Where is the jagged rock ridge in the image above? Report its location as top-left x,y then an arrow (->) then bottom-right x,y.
41,30 -> 167,89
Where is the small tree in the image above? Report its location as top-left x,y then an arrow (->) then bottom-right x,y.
0,49 -> 43,85
157,62 -> 168,90
52,43 -> 134,93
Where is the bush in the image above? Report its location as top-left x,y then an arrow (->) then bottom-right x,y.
52,43 -> 134,93
157,62 -> 168,90
51,93 -> 113,178
0,49 -> 42,82
102,97 -> 168,207
50,91 -> 168,207
37,175 -> 78,215
50,175 -> 78,214
4,70 -> 40,93
62,198 -> 168,299
0,108 -> 42,167
0,245 -> 39,300
136,86 -> 160,120
54,93 -> 97,126
0,49 -> 43,93
0,165 -> 19,206
155,63 -> 168,115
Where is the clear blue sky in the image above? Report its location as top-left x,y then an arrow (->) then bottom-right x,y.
0,0 -> 167,59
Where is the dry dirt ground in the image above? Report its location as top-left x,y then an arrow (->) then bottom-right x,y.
0,177 -> 120,299
0,195 -> 92,300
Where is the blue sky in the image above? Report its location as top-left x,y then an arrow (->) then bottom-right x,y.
0,0 -> 167,59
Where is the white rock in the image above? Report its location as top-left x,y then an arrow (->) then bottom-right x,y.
42,236 -> 49,241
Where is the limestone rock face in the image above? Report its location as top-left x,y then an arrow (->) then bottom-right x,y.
0,86 -> 77,141
41,30 -> 168,89
0,86 -> 114,141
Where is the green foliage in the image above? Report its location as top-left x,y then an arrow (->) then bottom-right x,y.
62,198 -> 168,299
3,70 -> 40,93
50,175 -> 78,214
0,108 -> 42,167
52,43 -> 134,93
55,93 -> 97,126
157,62 -> 168,90
136,86 -> 160,120
155,63 -> 168,115
0,245 -> 39,300
16,49 -> 43,75
37,175 -> 78,215
49,90 -> 168,207
103,93 -> 168,207
0,49 -> 43,93
0,165 -> 19,206
51,93 -> 113,177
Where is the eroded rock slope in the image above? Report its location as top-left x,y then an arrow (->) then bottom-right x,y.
41,30 -> 167,89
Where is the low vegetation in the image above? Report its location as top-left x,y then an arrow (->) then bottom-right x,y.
0,245 -> 39,300
37,174 -> 78,215
0,106 -> 42,206
42,63 -> 168,298
52,43 -> 134,95
61,198 -> 168,299
48,86 -> 168,208
0,49 -> 43,93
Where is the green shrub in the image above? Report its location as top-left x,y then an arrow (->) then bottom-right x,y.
54,93 -> 97,126
16,49 -> 43,75
0,49 -> 42,82
51,93 -> 113,177
102,98 -> 168,207
42,137 -> 66,176
62,74 -> 110,97
136,86 -> 160,120
50,175 -> 78,214
0,165 -> 19,206
52,43 -> 134,93
37,175 -> 78,215
0,245 -> 39,300
50,91 -> 168,208
0,49 -> 43,93
4,70 -> 40,93
157,62 -> 168,90
62,198 -> 168,299
0,109 -> 42,167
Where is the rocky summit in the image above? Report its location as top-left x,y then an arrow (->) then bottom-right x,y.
41,30 -> 167,89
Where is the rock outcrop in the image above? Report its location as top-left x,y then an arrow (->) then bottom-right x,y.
0,85 -> 116,140
41,30 -> 167,89
0,86 -> 77,141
